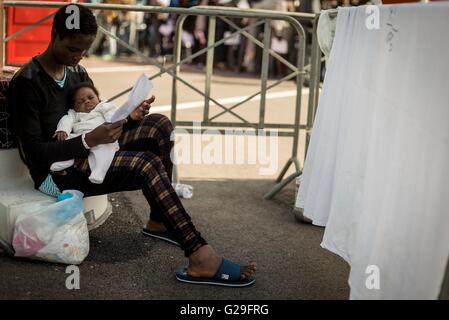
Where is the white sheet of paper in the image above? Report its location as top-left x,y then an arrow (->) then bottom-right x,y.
109,74 -> 153,123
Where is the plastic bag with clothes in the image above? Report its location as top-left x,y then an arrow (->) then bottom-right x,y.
12,190 -> 89,265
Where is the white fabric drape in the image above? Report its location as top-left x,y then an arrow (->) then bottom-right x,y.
296,3 -> 449,299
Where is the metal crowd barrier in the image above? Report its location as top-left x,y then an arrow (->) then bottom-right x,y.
0,1 -> 322,199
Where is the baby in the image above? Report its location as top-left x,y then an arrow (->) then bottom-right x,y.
50,82 -> 119,184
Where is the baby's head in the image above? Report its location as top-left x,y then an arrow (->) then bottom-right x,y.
69,82 -> 100,113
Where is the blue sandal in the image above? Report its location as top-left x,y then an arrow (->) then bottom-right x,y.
175,258 -> 256,287
141,226 -> 181,247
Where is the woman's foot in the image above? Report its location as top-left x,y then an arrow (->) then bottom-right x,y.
146,219 -> 166,233
187,245 -> 257,281
146,222 -> 257,283
143,220 -> 180,247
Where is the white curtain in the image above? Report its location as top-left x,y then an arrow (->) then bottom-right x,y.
297,3 -> 449,299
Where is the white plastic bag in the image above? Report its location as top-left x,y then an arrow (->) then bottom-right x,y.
173,183 -> 193,199
12,190 -> 89,265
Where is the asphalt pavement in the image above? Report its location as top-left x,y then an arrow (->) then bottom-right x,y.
0,179 -> 349,299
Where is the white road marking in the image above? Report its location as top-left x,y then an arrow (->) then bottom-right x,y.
151,89 -> 309,112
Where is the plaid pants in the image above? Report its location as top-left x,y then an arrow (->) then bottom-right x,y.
51,113 -> 207,257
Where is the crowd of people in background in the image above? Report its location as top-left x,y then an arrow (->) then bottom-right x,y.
86,0 -> 371,78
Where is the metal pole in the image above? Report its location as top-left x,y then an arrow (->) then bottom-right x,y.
264,169 -> 300,200
305,14 -> 320,159
204,16 -> 216,123
291,19 -> 305,165
4,2 -> 316,20
274,159 -> 293,184
267,16 -> 305,198
259,19 -> 271,130
0,0 -> 5,75
312,14 -> 322,122
171,15 -> 187,124
171,15 -> 187,184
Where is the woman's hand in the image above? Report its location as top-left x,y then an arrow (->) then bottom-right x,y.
53,131 -> 68,141
84,119 -> 127,148
129,95 -> 155,121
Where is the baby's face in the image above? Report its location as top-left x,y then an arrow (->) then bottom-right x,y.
73,87 -> 100,113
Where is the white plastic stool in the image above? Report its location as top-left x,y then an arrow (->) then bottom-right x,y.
0,149 -> 112,247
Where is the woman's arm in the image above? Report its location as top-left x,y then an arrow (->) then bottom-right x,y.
9,78 -> 89,167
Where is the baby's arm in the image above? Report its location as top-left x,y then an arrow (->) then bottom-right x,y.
53,131 -> 68,141
53,110 -> 76,140
98,101 -> 119,123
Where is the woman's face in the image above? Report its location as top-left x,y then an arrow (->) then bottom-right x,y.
73,87 -> 100,113
51,32 -> 95,67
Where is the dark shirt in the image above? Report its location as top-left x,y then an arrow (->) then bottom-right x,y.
7,57 -> 92,189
